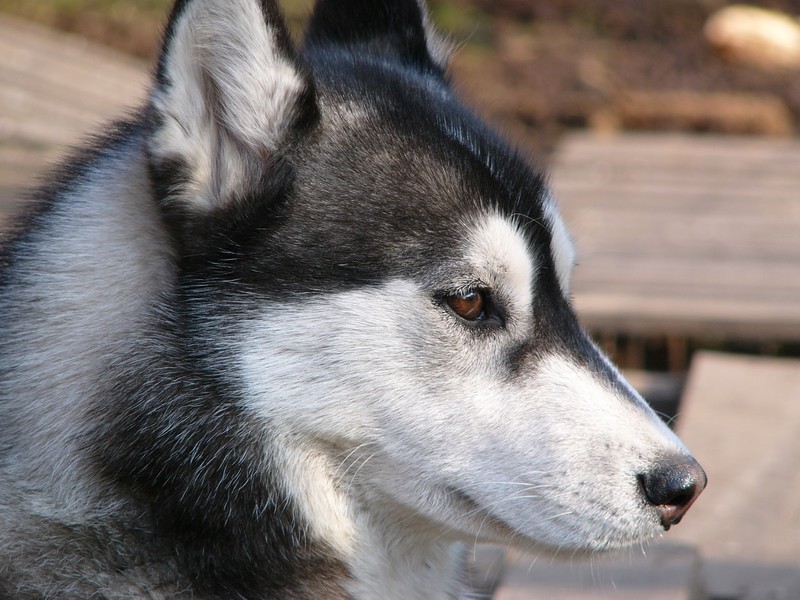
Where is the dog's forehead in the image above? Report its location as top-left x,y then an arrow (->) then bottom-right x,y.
277,81 -> 572,296
305,93 -> 549,223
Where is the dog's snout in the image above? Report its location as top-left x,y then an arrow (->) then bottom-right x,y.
638,456 -> 707,530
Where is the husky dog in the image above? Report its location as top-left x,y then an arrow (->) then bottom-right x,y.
0,0 -> 706,598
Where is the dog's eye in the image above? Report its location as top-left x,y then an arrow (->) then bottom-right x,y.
446,290 -> 486,321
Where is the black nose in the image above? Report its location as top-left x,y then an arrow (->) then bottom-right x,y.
638,455 -> 707,530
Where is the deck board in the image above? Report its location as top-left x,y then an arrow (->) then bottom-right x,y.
0,13 -> 148,221
669,352 -> 800,599
551,132 -> 800,341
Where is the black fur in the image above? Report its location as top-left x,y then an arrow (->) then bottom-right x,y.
94,321 -> 349,598
305,0 -> 444,77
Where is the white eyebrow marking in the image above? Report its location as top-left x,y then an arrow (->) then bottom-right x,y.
541,194 -> 575,294
467,213 -> 535,314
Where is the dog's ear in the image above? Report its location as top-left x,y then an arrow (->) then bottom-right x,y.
147,0 -> 317,216
304,0 -> 450,75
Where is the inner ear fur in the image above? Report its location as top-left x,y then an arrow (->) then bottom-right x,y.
147,0 -> 317,216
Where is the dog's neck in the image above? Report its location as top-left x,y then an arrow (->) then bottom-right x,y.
277,442 -> 467,600
344,514 -> 467,600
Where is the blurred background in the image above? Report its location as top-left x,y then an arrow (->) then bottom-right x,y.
1,1 -> 800,598
1,0 -> 799,152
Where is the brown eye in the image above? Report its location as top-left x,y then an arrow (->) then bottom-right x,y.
446,290 -> 485,321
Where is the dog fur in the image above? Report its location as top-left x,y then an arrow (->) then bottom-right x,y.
0,1 -> 705,598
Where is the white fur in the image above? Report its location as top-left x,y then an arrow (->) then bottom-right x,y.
416,0 -> 454,69
236,213 -> 688,598
149,0 -> 306,212
466,213 -> 535,321
542,194 -> 576,294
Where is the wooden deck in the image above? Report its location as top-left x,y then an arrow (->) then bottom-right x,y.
671,352 -> 800,599
552,132 -> 800,342
0,13 -> 147,222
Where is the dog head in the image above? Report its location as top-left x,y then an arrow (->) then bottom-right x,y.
147,0 -> 705,557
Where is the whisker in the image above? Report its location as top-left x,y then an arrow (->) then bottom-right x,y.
345,451 -> 376,496
332,442 -> 376,485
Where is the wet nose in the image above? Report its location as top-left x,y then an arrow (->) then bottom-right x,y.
638,455 -> 707,530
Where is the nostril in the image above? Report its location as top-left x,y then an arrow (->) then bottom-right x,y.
638,455 -> 707,530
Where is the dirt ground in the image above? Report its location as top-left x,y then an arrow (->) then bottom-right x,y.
447,0 -> 800,155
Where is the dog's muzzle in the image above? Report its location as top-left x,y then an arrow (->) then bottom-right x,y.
638,455 -> 707,530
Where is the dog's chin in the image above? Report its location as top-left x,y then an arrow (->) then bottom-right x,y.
438,486 -> 662,556
438,486 -> 522,543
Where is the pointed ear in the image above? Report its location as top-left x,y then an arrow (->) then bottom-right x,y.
147,0 -> 317,215
304,0 -> 451,74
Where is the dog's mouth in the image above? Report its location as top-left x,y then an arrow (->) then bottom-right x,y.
444,486 -> 528,542
442,483 -> 666,554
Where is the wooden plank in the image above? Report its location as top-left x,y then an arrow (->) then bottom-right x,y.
672,352 -> 800,563
569,216 -> 800,261
0,14 -> 149,226
669,353 -> 800,599
0,13 -> 147,146
575,296 -> 800,340
552,132 -> 800,340
574,258 -> 800,296
555,132 -> 800,163
555,183 -> 800,207
0,14 -> 148,89
0,81 -> 110,138
0,69 -> 132,126
491,545 -> 702,600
